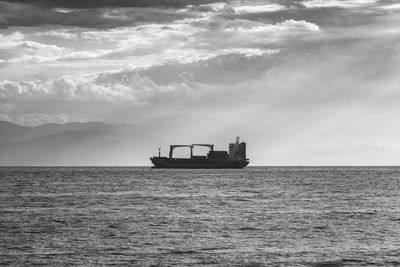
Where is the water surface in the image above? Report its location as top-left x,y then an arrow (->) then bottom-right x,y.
1,167 -> 399,266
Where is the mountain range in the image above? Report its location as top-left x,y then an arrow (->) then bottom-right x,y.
0,116 -> 267,166
1,115 -> 399,166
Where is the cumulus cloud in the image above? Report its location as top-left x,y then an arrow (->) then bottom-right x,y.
0,48 -> 284,127
0,1 -> 187,28
2,15 -> 303,81
140,52 -> 281,86
303,0 -> 377,8
232,4 -> 286,14
36,30 -> 78,40
224,19 -> 320,32
2,0 -> 385,85
0,71 -> 201,104
270,0 -> 306,8
378,3 -> 400,10
179,2 -> 228,13
0,114 -> 12,122
0,31 -> 25,42
0,38 -> 69,65
15,113 -> 92,126
0,0 -> 390,30
0,103 -> 16,111
187,18 -> 320,51
5,0 -> 221,8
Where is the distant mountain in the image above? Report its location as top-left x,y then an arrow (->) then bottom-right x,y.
0,121 -> 106,144
0,121 -> 30,144
1,116 -> 398,166
0,116 -> 267,166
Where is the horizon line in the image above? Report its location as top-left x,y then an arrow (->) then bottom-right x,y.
1,165 -> 400,168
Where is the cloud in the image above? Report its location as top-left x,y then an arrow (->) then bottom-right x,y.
221,1 -> 385,29
1,17 -> 294,81
303,0 -> 378,8
0,31 -> 25,42
0,46 -> 281,104
270,0 -> 306,8
232,4 -> 286,14
187,18 -> 320,51
0,1 -> 188,28
179,2 -> 228,13
0,0 -> 390,30
1,0 -> 400,166
0,71 -> 201,104
36,30 -> 78,40
5,0 -> 221,8
224,19 -> 320,32
15,112 -> 92,126
0,103 -> 16,111
0,114 -> 12,122
1,39 -> 68,64
140,50 -> 281,85
3,32 -> 398,115
378,3 -> 400,10
2,26 -> 400,165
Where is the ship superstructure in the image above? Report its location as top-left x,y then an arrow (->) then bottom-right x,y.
150,137 -> 249,169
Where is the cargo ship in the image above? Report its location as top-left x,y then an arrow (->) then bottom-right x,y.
150,137 -> 249,169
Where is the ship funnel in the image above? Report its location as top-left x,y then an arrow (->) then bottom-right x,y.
236,136 -> 240,144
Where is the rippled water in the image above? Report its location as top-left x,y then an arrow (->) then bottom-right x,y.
0,167 -> 400,266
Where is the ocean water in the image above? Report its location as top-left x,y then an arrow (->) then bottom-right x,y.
0,167 -> 399,266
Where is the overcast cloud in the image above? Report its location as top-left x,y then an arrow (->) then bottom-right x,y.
1,0 -> 400,164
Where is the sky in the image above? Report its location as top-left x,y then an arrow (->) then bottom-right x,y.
1,0 -> 400,164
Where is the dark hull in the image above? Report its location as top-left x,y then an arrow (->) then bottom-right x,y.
150,157 -> 249,169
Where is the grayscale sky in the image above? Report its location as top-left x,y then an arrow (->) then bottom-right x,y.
1,0 -> 400,165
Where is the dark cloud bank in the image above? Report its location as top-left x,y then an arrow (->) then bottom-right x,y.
0,0 -> 387,29
0,0 -> 200,28
1,0 -> 220,8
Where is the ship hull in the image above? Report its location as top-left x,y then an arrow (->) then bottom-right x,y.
150,157 -> 249,169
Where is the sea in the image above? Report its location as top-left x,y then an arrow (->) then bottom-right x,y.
0,167 -> 399,266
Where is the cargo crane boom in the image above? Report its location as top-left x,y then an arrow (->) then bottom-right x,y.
169,145 -> 194,159
192,144 -> 214,152
169,144 -> 214,159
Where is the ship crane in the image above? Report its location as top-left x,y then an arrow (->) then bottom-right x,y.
192,144 -> 214,152
169,145 -> 194,159
169,144 -> 214,159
